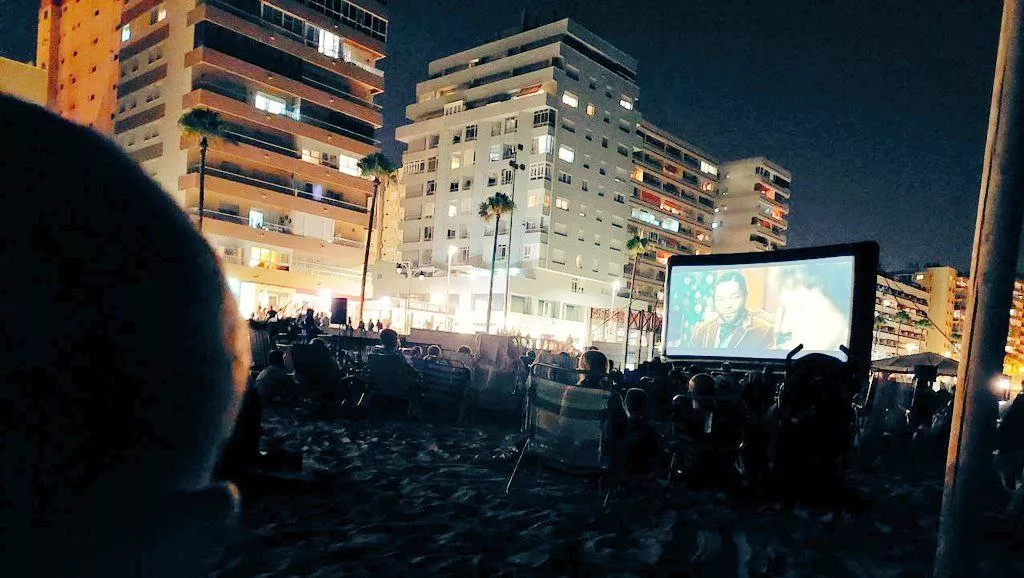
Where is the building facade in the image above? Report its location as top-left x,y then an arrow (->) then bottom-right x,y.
872,274 -> 930,360
38,0 -> 389,318
389,19 -> 641,342
713,156 -> 790,254
36,0 -> 121,132
0,57 -> 46,106
913,266 -> 966,357
627,121 -> 717,308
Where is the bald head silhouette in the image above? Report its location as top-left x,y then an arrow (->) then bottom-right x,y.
0,96 -> 248,576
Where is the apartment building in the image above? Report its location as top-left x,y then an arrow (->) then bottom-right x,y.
713,156 -> 790,254
627,121 -> 718,310
38,0 -> 388,318
390,19 -> 641,340
37,0 -> 121,132
913,266 -> 966,357
0,56 -> 46,106
873,274 -> 930,360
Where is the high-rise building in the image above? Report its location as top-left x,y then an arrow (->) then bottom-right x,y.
873,274 -> 930,360
36,0 -> 121,132
389,18 -> 641,341
0,57 -> 46,106
627,121 -> 717,310
713,156 -> 790,254
913,266 -> 966,357
376,167 -> 405,264
38,0 -> 389,318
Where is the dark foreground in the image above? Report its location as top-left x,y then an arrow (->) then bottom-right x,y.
212,408 -> 1022,577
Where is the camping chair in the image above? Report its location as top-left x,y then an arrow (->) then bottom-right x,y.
364,351 -> 420,417
417,357 -> 475,423
248,325 -> 274,371
506,364 -> 623,495
290,343 -> 348,411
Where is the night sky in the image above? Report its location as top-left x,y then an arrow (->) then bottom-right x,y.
0,0 -> 1005,271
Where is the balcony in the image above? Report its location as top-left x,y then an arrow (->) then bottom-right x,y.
185,84 -> 378,156
180,128 -> 373,198
180,164 -> 368,225
184,47 -> 382,134
190,207 -> 364,258
759,191 -> 789,210
192,1 -> 384,89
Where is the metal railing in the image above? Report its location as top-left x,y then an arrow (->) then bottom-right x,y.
188,164 -> 368,214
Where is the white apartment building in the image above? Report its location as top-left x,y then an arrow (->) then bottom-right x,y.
873,274 -> 930,360
385,19 -> 642,342
713,157 -> 791,253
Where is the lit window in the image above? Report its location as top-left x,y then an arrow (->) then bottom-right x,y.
489,144 -> 501,162
120,25 -> 131,43
557,145 -> 575,163
337,154 -> 360,177
555,197 -> 569,211
254,91 -> 286,115
527,194 -> 538,207
532,134 -> 553,154
450,152 -> 461,170
318,29 -> 341,58
562,91 -> 578,108
448,203 -> 458,217
586,103 -> 595,116
150,6 -> 166,24
700,160 -> 718,176
619,96 -> 633,110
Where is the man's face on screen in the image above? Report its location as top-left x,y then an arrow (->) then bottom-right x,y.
714,280 -> 745,324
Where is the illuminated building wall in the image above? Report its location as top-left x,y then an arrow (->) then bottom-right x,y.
391,18 -> 641,341
627,121 -> 717,311
0,56 -> 46,106
36,0 -> 121,132
873,274 -> 930,360
42,0 -> 389,318
712,156 -> 790,254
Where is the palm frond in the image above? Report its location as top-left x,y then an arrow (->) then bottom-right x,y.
358,152 -> 397,181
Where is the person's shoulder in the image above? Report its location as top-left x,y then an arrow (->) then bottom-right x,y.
749,314 -> 773,332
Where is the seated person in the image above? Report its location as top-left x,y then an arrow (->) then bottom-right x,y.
578,349 -> 609,389
0,95 -> 247,577
616,388 -> 661,477
423,344 -> 443,362
366,329 -> 416,397
458,345 -> 473,355
255,349 -> 294,404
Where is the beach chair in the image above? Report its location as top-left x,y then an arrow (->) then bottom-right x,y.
248,325 -> 274,371
364,351 -> 419,417
417,357 -> 475,423
506,364 -> 624,493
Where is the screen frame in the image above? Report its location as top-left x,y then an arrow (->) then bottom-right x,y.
662,241 -> 879,376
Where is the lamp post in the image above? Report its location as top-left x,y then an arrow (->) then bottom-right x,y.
396,261 -> 424,333
610,280 -> 621,342
447,245 -> 457,331
503,145 -> 525,330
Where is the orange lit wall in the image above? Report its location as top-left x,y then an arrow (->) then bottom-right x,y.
36,0 -> 121,133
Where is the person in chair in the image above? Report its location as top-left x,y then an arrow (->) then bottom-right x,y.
689,271 -> 774,350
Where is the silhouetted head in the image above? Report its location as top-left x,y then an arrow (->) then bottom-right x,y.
458,345 -> 472,355
379,328 -> 399,351
527,350 -> 537,361
689,373 -> 717,410
585,345 -> 599,351
310,337 -> 326,349
624,388 -> 648,420
0,96 -> 247,576
721,361 -> 733,374
427,345 -> 442,357
580,349 -> 609,377
268,349 -> 285,367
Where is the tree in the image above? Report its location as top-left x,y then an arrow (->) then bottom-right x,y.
915,317 -> 932,349
179,109 -> 234,233
893,310 -> 912,351
478,192 -> 515,333
874,313 -> 891,348
622,235 -> 649,368
357,152 -> 397,324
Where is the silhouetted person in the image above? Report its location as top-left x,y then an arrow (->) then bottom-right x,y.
617,388 -> 660,477
424,344 -> 442,362
358,321 -> 366,333
256,349 -> 294,404
458,345 -> 472,355
579,349 -> 609,389
376,320 -> 384,331
0,96 -> 248,577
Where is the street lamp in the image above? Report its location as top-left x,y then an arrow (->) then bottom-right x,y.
503,144 -> 526,330
447,245 -> 457,331
610,280 -> 621,342
396,261 -> 424,332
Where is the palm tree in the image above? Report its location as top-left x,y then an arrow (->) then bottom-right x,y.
622,235 -> 649,367
179,109 -> 233,233
914,317 -> 932,350
478,192 -> 515,333
873,313 -> 890,349
357,152 -> 397,325
892,310 -> 912,352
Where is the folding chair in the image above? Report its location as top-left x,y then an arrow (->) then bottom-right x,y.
506,364 -> 622,494
365,352 -> 419,417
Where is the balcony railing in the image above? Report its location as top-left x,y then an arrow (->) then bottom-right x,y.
188,164 -> 368,214
192,79 -> 380,145
189,207 -> 359,249
759,191 -> 788,208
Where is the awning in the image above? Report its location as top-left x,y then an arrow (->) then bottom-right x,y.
871,352 -> 959,377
